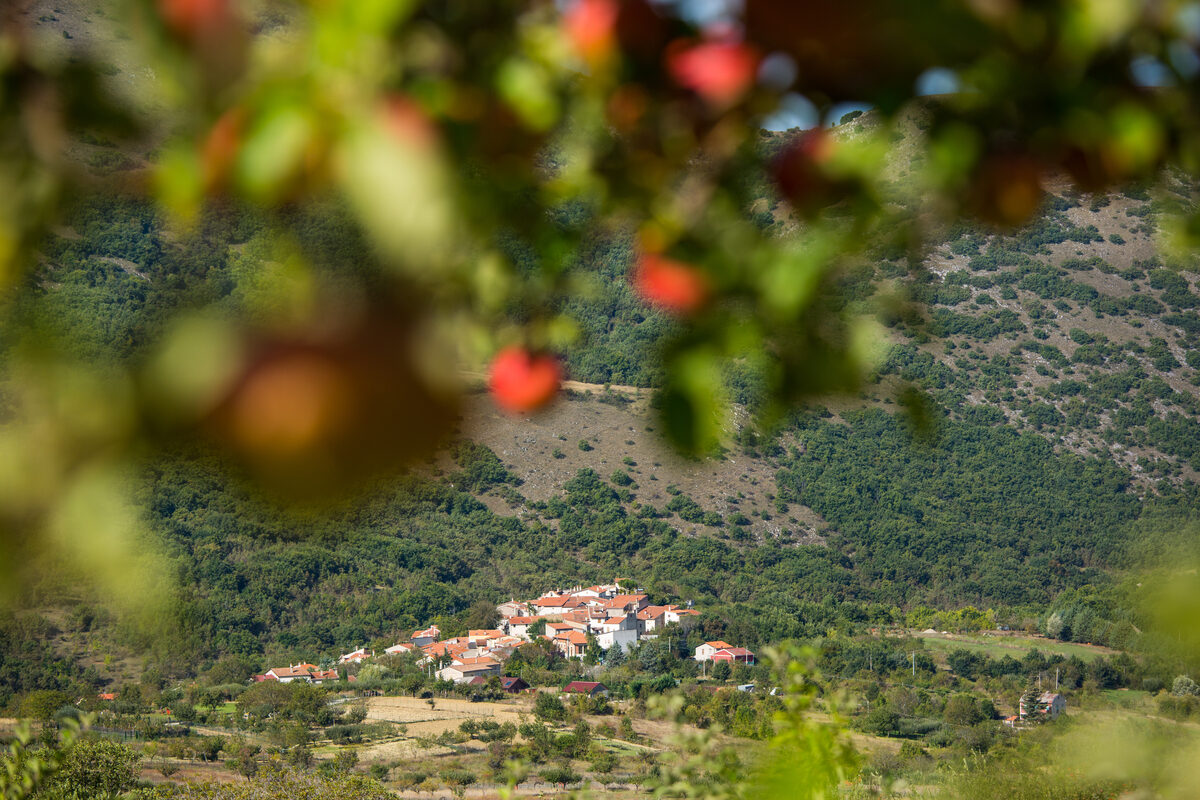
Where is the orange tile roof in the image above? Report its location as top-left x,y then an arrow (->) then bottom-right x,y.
423,641 -> 468,658
608,593 -> 647,603
268,663 -> 319,678
454,655 -> 501,666
536,595 -> 583,608
704,641 -> 733,650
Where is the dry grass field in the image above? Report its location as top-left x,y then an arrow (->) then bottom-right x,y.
363,694 -> 533,744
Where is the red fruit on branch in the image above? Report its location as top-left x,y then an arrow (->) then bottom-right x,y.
633,253 -> 709,313
665,39 -> 759,107
488,348 -> 562,414
379,95 -> 438,152
564,0 -> 619,65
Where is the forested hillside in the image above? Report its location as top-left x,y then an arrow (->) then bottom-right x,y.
3,108 -> 1200,704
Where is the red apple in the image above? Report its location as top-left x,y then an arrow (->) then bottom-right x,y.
379,94 -> 438,152
666,39 -> 759,108
633,253 -> 709,313
564,0 -> 619,65
488,347 -> 562,414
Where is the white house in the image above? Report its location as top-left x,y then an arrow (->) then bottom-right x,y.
496,600 -> 530,619
261,664 -> 338,684
637,606 -> 668,633
602,594 -> 650,617
663,605 -> 700,628
411,625 -> 440,647
597,628 -> 638,652
1020,691 -> 1066,720
694,640 -> 733,661
533,595 -> 584,615
436,662 -> 501,683
505,616 -> 537,639
338,647 -> 373,665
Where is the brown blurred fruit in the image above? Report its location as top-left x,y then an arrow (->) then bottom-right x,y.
208,302 -> 458,500
966,151 -> 1045,227
772,129 -> 854,216
201,107 -> 244,193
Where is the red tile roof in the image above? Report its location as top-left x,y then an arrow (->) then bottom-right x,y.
714,647 -> 755,658
563,681 -> 607,693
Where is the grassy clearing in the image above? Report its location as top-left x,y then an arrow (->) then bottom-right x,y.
915,631 -> 1112,662
1098,689 -> 1152,711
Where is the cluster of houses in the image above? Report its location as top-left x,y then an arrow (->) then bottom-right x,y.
499,583 -> 703,660
250,582 -> 755,686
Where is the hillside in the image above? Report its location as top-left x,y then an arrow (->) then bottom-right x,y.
1,136 -> 1197,700
2,0 -> 1200,699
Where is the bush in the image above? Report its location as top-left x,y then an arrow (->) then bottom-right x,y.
540,765 -> 581,786
534,692 -> 566,722
1172,675 -> 1200,696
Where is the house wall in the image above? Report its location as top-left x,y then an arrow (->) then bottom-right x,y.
597,629 -> 638,652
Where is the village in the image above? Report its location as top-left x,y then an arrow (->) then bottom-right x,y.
250,583 -> 757,690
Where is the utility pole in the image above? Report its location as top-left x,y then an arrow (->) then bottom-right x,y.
911,652 -> 916,677
1055,668 -> 1059,692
